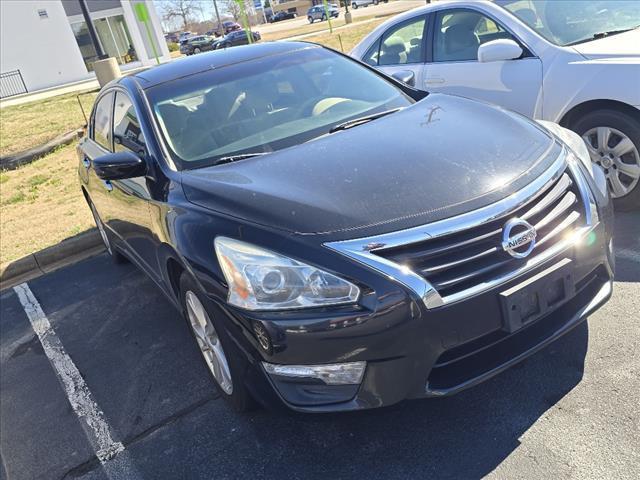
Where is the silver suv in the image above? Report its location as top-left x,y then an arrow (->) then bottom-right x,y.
352,0 -> 388,8
307,4 -> 340,23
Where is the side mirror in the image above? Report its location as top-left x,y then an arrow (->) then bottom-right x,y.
93,151 -> 146,180
391,70 -> 416,87
478,39 -> 523,63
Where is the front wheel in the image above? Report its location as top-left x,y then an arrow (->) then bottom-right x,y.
179,274 -> 255,411
321,14 -> 327,21
572,109 -> 640,210
193,47 -> 201,54
308,16 -> 314,23
352,3 -> 358,9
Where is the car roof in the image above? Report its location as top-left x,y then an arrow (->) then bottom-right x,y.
131,42 -> 318,89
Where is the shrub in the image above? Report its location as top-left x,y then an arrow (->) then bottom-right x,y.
167,42 -> 179,52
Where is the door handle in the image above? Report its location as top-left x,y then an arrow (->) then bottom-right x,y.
425,77 -> 445,85
82,157 -> 91,168
102,180 -> 113,192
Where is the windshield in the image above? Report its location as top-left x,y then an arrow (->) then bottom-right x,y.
147,47 -> 412,169
497,0 -> 640,46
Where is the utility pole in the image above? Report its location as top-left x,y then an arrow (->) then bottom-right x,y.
212,0 -> 222,33
78,0 -> 120,86
78,0 -> 107,59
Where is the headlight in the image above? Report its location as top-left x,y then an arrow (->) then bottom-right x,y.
537,120 -> 593,175
214,237 -> 360,310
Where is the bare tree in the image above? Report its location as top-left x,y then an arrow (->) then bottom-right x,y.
222,0 -> 242,21
159,0 -> 202,30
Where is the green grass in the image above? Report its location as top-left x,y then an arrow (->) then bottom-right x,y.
261,13 -> 389,43
0,145 -> 93,265
0,90 -> 98,156
27,174 -> 50,188
304,17 -> 389,52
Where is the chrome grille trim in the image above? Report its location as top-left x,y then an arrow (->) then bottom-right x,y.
324,147 -> 595,309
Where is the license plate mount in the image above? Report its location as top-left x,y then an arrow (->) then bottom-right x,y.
500,258 -> 575,333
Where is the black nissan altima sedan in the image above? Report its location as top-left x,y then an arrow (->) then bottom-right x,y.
78,42 -> 614,412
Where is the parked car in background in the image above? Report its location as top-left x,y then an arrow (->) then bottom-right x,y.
271,11 -> 297,23
222,21 -> 241,34
79,42 -> 613,413
179,35 -> 215,55
351,0 -> 640,209
307,4 -> 340,23
352,0 -> 387,9
178,31 -> 194,42
213,29 -> 261,49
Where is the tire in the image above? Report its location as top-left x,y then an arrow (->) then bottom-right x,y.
193,47 -> 201,54
179,273 -> 255,412
322,14 -> 327,21
374,0 -> 379,5
89,202 -> 127,264
353,3 -> 358,9
308,16 -> 314,23
571,109 -> 640,211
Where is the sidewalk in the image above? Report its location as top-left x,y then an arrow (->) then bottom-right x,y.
0,65 -> 150,109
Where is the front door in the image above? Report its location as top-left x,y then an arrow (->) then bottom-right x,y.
422,8 -> 543,118
364,15 -> 429,87
106,91 -> 159,279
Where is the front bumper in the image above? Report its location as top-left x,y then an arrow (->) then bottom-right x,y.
213,210 -> 614,412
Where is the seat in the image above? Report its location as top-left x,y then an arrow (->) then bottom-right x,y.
442,24 -> 480,61
379,36 -> 407,65
406,37 -> 423,63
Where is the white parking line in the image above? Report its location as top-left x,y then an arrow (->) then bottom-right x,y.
13,282 -> 139,478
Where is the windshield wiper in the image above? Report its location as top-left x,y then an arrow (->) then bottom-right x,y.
566,27 -> 638,46
212,152 -> 268,166
329,108 -> 402,134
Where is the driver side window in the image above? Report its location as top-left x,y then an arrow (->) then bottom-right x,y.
92,93 -> 114,151
434,9 -> 517,62
365,16 -> 427,67
113,92 -> 146,157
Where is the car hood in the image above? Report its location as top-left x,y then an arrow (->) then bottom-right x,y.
181,94 -> 560,240
571,28 -> 640,60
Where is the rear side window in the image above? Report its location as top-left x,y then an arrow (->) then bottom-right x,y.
113,92 -> 146,157
92,93 -> 113,150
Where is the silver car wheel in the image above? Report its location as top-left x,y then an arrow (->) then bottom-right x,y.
185,291 -> 233,395
90,204 -> 112,255
583,126 -> 640,198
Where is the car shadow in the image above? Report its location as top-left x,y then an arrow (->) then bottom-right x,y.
613,211 -> 640,283
241,321 -> 589,479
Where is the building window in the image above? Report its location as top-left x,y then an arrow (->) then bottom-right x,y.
71,15 -> 137,72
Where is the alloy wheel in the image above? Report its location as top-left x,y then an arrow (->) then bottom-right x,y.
582,126 -> 640,198
185,291 -> 233,394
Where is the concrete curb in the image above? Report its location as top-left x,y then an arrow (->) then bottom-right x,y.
0,229 -> 104,291
0,129 -> 83,171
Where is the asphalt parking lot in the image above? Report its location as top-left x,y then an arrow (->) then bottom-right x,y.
1,212 -> 638,480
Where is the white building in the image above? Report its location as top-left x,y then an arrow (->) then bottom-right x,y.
0,0 -> 171,97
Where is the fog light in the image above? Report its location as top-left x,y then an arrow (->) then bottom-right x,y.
262,361 -> 366,385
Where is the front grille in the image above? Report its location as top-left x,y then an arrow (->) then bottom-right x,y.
374,166 -> 586,300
